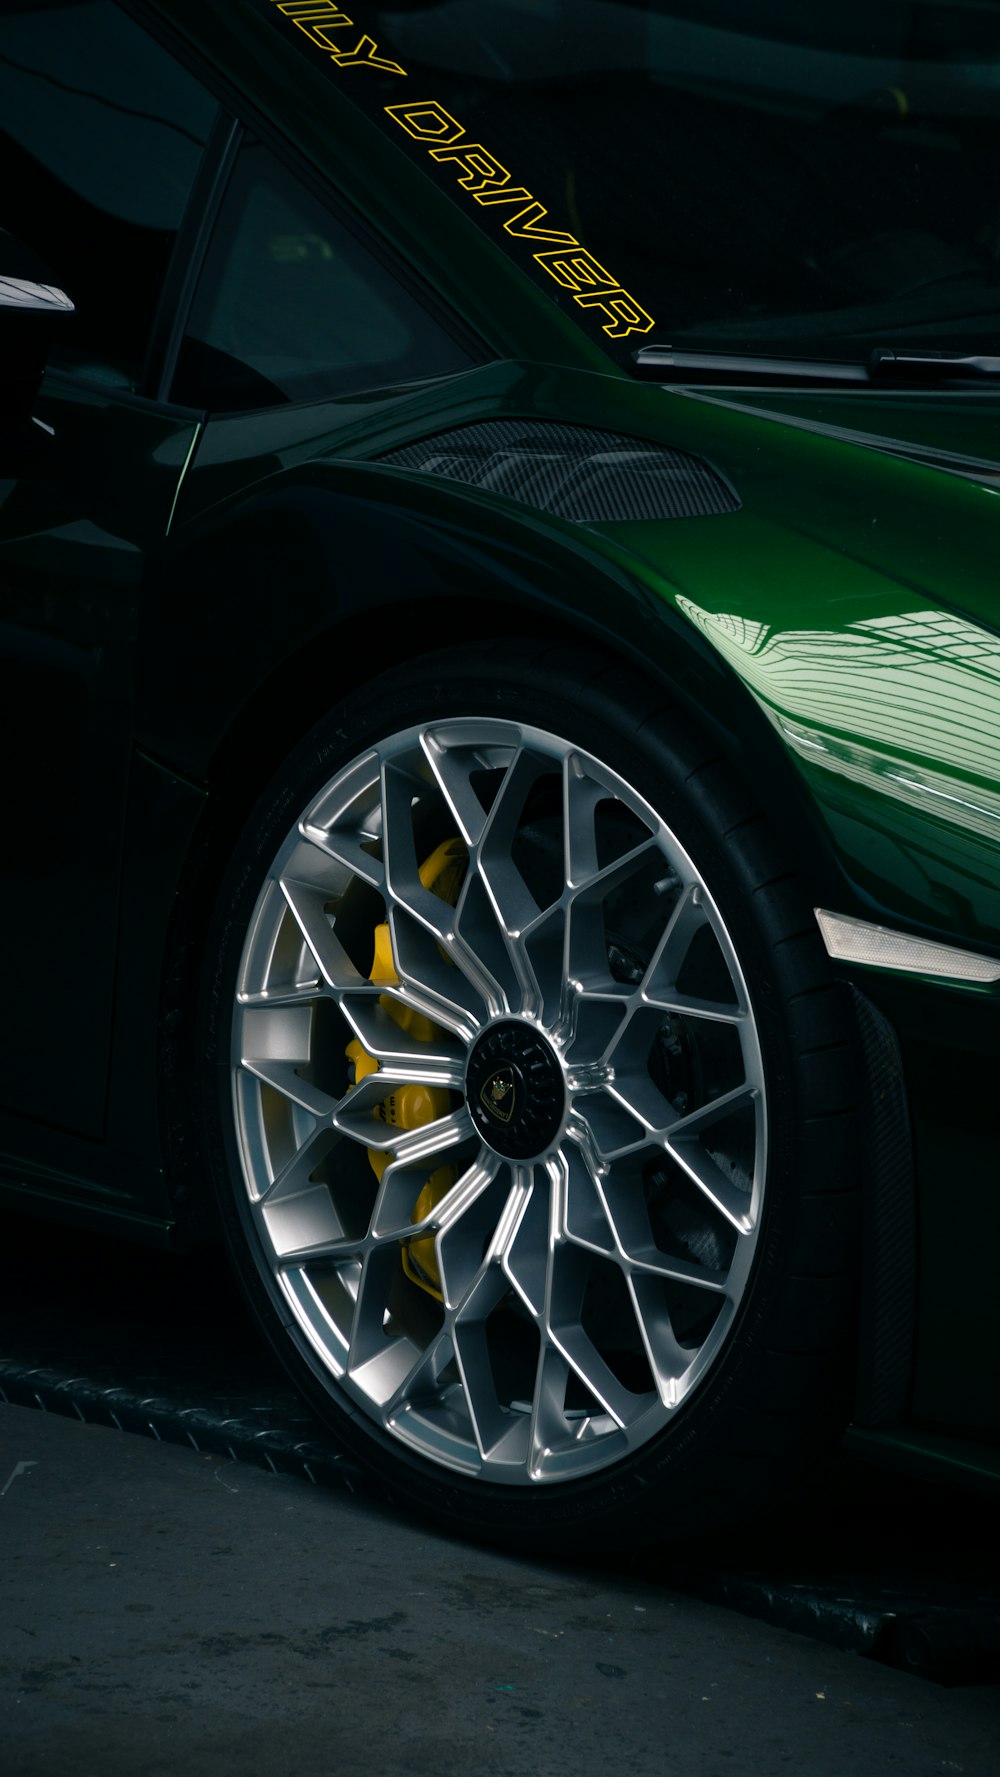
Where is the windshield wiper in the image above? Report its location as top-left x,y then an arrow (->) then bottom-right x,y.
632,346 -> 1000,385
633,348 -> 868,384
869,348 -> 1000,380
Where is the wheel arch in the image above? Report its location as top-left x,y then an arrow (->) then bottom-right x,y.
141,470 -> 856,917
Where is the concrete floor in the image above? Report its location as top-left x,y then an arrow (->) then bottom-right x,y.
2,1403 -> 998,1777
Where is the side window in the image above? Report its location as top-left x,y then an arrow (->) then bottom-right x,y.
171,139 -> 478,411
0,0 -> 218,389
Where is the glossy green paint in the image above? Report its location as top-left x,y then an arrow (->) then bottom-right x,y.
593,395 -> 1000,946
610,512 -> 1000,952
4,0 -> 999,1478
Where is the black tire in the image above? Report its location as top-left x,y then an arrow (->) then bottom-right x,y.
197,640 -> 861,1551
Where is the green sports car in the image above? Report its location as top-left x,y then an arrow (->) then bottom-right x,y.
2,0 -> 999,1548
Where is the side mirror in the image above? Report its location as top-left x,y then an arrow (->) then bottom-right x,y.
0,230 -> 74,437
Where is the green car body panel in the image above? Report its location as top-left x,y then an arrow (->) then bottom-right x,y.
1,0 -> 998,1494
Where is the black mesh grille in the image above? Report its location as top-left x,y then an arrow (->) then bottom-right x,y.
377,420 -> 740,524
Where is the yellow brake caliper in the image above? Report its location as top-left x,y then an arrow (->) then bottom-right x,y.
345,837 -> 466,1301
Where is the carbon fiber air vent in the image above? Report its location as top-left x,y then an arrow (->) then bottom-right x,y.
377,420 -> 740,524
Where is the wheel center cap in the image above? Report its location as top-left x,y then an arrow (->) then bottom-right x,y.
467,1022 -> 565,1160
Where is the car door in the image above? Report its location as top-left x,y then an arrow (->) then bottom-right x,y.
0,0 -> 221,1138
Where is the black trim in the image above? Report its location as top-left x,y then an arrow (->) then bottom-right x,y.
851,986 -> 917,1428
147,109 -> 242,404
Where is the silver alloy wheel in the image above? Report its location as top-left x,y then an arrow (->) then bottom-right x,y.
232,718 -> 767,1485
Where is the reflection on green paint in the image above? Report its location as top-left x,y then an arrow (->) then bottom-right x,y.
679,598 -> 1000,841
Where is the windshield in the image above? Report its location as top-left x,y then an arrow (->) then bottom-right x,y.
264,0 -> 1000,369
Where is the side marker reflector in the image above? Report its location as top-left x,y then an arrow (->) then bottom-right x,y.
815,909 -> 1000,984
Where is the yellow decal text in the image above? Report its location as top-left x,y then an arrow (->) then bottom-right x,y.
384,100 -> 463,145
428,142 -> 512,193
575,288 -> 659,340
500,200 -> 577,246
274,1 -> 406,77
268,1 -> 654,339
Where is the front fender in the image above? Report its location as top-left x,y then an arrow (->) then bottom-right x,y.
136,458 -> 849,915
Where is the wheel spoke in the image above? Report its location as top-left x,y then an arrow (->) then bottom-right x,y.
526,1160 -> 637,1452
564,833 -> 660,909
453,868 -> 528,1017
649,879 -> 706,973
474,748 -> 553,1010
389,903 -> 492,1035
666,1080 -> 758,1139
357,1312 -> 458,1420
420,720 -> 522,847
557,839 -> 661,1011
545,1321 -> 636,1432
381,759 -> 461,943
236,879 -> 327,1005
251,1127 -> 352,1262
339,996 -> 466,1088
258,1125 -> 338,1209
239,1057 -> 337,1120
563,1144 -> 727,1295
664,1089 -> 761,1230
451,1279 -> 516,1461
349,1243 -> 410,1372
299,823 -> 385,892
627,1274 -> 713,1403
528,1343 -> 577,1475
272,1224 -> 362,1267
299,749 -> 385,890
334,1085 -> 474,1165
237,981 -> 324,1010
642,883 -> 749,1020
382,1324 -> 457,1418
500,1163 -> 552,1317
370,1150 -> 500,1248
439,1164 -> 530,1314
562,751 -> 606,886
627,1246 -> 729,1293
280,877 -> 376,992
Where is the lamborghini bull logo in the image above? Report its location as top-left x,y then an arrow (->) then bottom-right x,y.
481,1065 -> 516,1125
